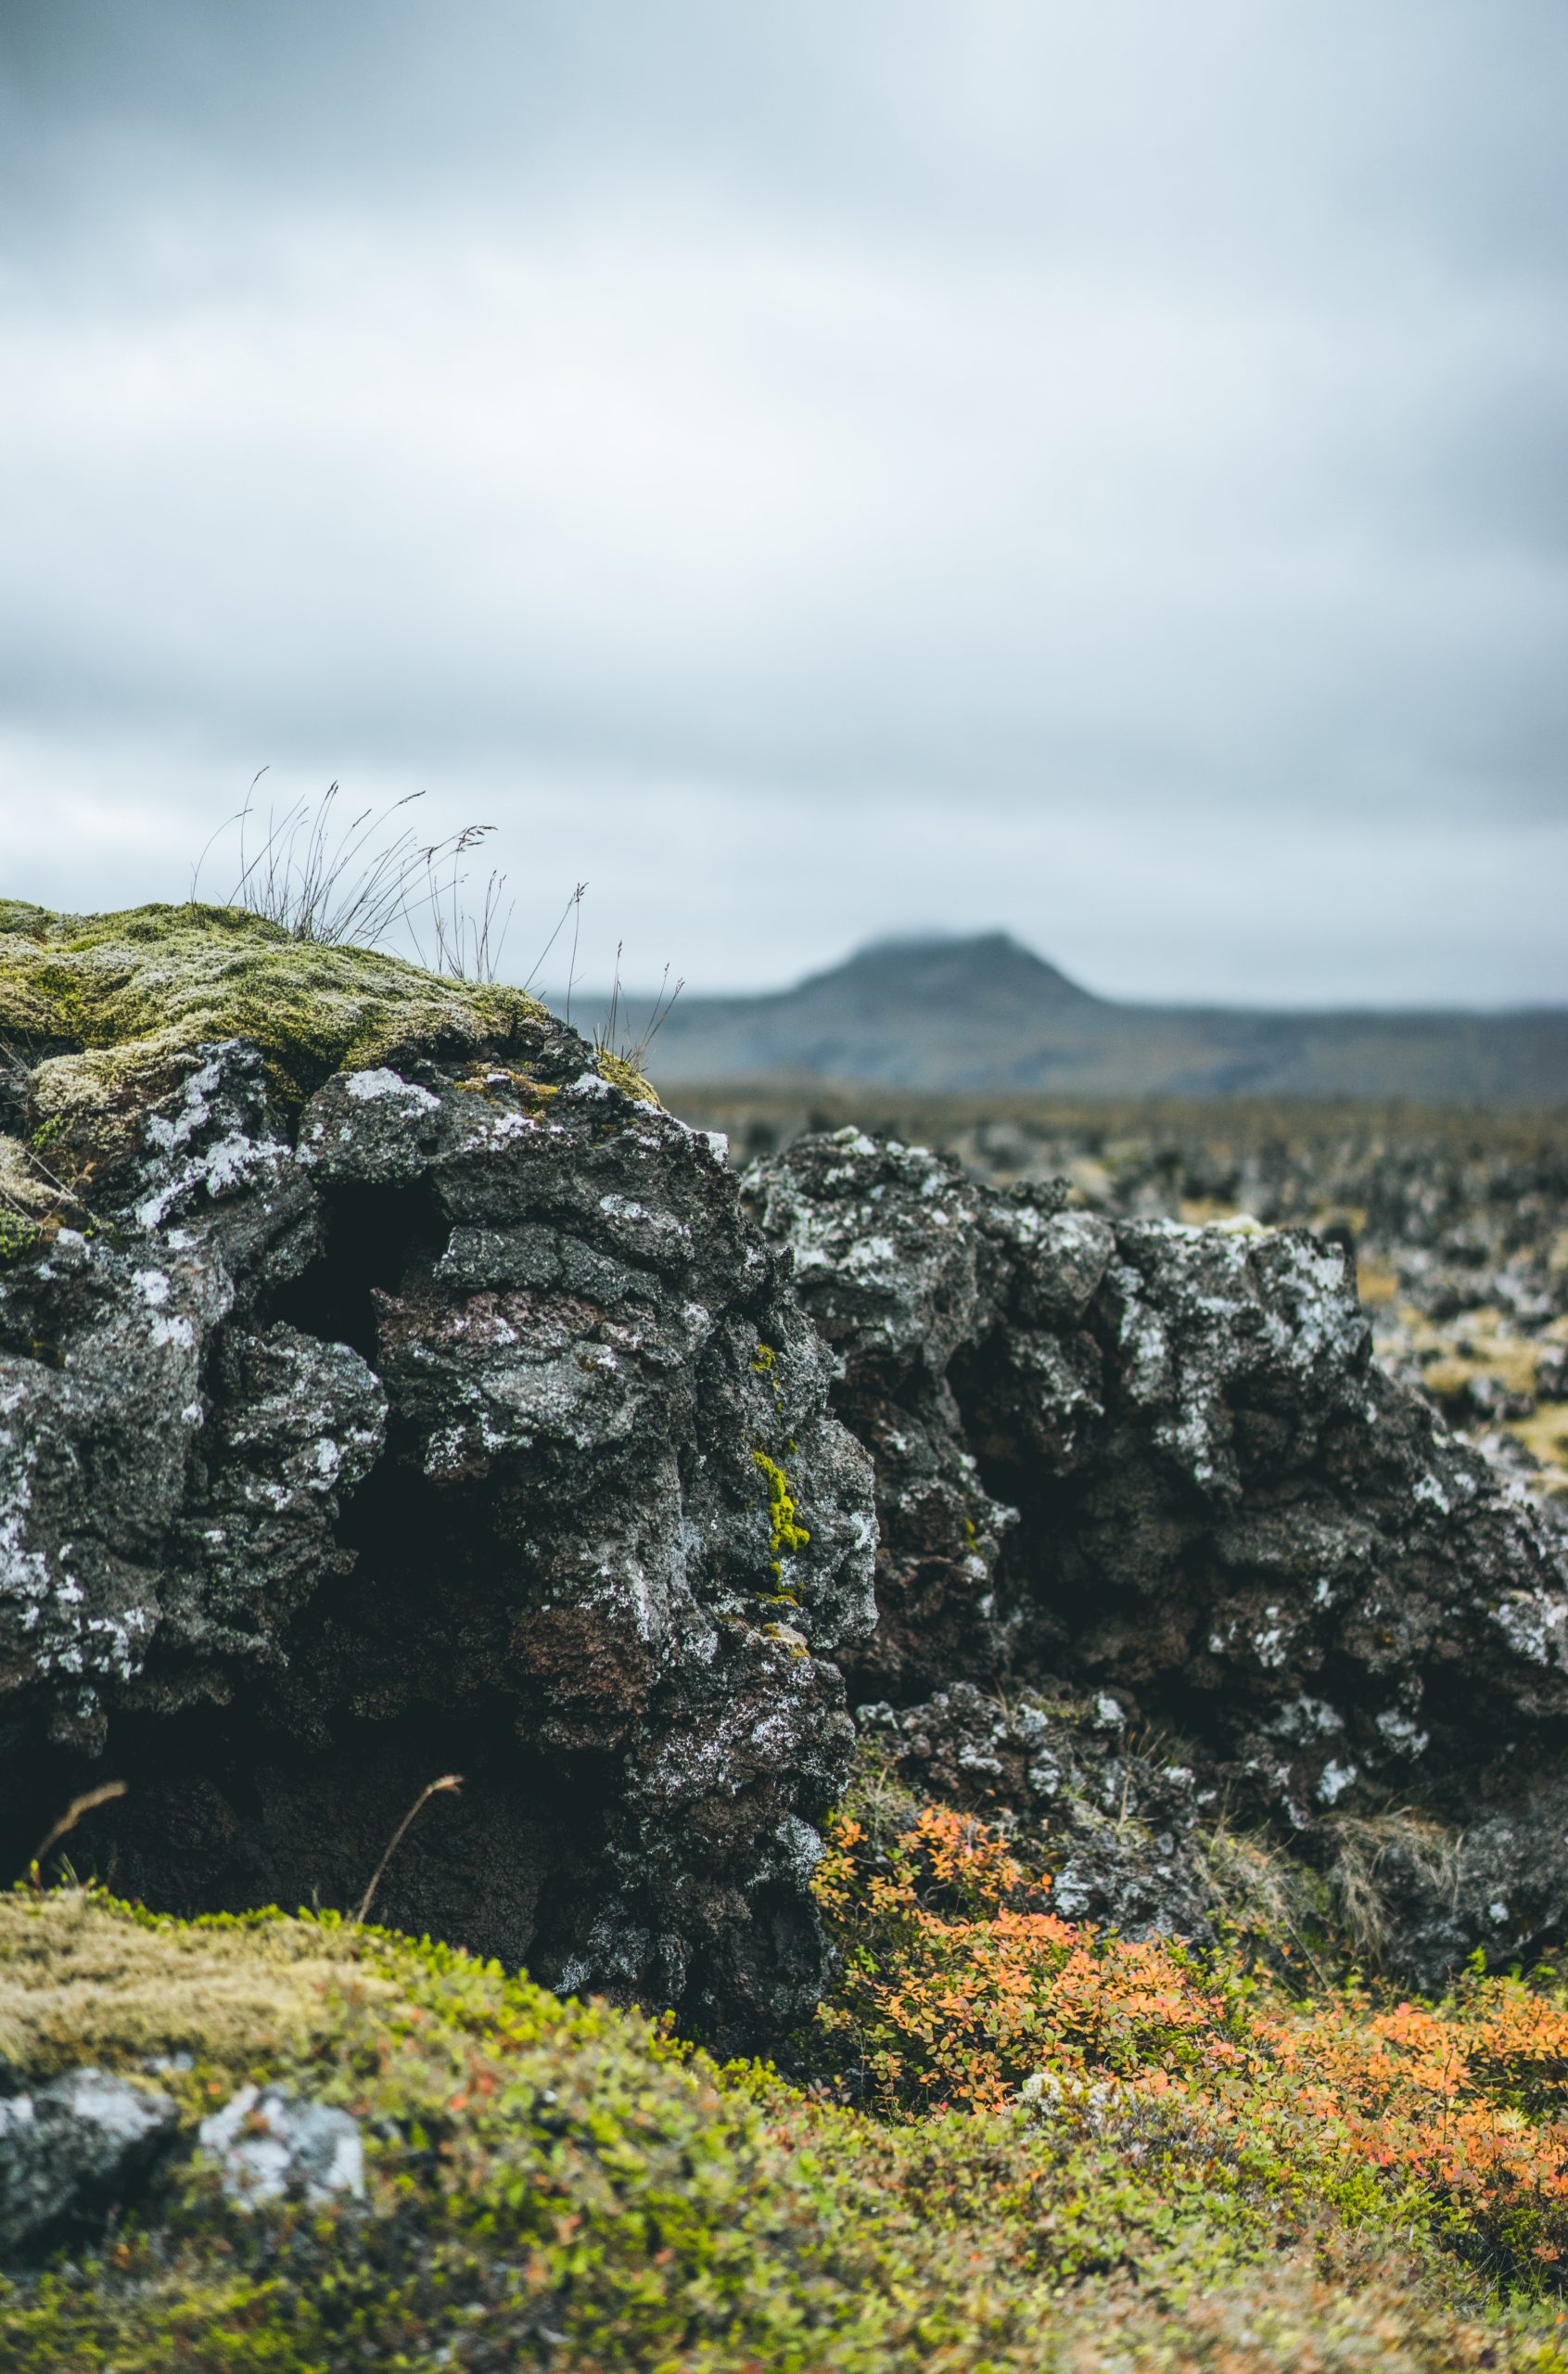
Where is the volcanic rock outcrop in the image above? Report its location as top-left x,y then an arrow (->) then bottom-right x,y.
0,904 -> 875,2044
745,1128 -> 1568,1982
6,899 -> 1568,2029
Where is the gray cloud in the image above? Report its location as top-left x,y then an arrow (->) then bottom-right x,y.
1,0 -> 1565,1002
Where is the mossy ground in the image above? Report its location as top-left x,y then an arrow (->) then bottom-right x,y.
6,1877 -> 1568,2372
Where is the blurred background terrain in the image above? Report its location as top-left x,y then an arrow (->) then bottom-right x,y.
642,932 -> 1568,1102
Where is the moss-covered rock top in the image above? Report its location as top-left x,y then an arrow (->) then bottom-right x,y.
0,1889 -> 386,2080
0,900 -> 550,1110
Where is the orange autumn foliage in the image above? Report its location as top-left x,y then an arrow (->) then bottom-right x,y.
813,1802 -> 1568,2278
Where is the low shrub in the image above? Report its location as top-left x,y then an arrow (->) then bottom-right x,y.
811,1796 -> 1568,2287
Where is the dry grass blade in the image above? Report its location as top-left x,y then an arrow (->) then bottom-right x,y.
593,950 -> 684,1073
355,1774 -> 464,1926
189,766 -> 271,902
520,879 -> 589,1002
1328,1809 -> 1466,1966
187,780 -> 537,976
404,826 -> 515,983
192,782 -> 522,974
602,938 -> 626,1061
566,877 -> 587,1025
624,963 -> 683,1070
29,1780 -> 127,1886
228,782 -> 438,949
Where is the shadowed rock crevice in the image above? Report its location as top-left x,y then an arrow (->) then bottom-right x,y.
67,1701 -> 618,1986
266,1178 -> 450,1362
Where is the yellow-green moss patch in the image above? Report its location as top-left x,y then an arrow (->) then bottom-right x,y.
753,1447 -> 810,1578
593,1049 -> 661,1105
0,1891 -> 393,2082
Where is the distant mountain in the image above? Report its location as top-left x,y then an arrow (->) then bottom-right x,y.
636,933 -> 1568,1105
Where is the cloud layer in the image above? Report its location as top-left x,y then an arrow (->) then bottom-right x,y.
3,1 -> 1565,1002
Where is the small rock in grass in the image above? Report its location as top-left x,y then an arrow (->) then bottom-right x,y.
0,2068 -> 178,2257
198,2084 -> 364,2209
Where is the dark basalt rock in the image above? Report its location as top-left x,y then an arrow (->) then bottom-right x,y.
0,1021 -> 875,2047
746,1127 -> 1568,1983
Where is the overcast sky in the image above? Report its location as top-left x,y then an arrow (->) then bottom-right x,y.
2,1 -> 1564,1004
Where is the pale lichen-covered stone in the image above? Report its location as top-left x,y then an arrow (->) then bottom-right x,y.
0,2068 -> 177,2257
198,2084 -> 363,2209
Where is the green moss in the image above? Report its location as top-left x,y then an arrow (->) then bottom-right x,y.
593,1050 -> 661,1105
749,1337 -> 788,1429
0,901 -> 567,1208
453,1062 -> 562,1112
752,1447 -> 809,1579
0,1211 -> 41,1265
0,901 -> 549,1111
1,1890 -> 1564,2372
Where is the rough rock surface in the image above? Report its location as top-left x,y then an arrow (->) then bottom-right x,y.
690,1089 -> 1568,1516
0,906 -> 876,2044
0,2068 -> 177,2257
940,1103 -> 1568,1525
716,1091 -> 1565,1519
746,1128 -> 1568,1981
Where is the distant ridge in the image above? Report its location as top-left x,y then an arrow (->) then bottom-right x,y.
637,933 -> 1568,1106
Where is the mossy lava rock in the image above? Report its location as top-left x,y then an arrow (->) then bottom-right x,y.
0,904 -> 875,2046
